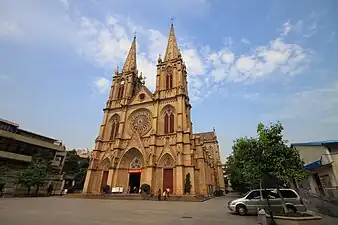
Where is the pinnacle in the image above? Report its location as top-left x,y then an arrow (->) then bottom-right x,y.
164,23 -> 180,61
122,36 -> 137,73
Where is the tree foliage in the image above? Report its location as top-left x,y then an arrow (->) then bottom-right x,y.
227,121 -> 308,192
62,150 -> 89,189
16,157 -> 51,195
184,173 -> 192,194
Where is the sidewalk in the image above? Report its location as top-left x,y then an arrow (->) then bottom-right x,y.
308,210 -> 338,225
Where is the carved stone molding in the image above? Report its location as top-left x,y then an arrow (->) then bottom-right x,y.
127,109 -> 152,136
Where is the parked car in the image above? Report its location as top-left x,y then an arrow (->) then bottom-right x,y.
227,188 -> 307,215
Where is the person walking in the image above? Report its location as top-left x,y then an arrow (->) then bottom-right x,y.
157,189 -> 161,201
162,190 -> 167,200
166,186 -> 170,198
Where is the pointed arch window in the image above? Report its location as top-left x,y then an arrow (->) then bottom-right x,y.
117,80 -> 125,99
109,115 -> 120,140
130,157 -> 141,169
163,105 -> 175,134
165,67 -> 173,89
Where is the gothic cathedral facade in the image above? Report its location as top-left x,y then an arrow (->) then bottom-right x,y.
83,24 -> 225,196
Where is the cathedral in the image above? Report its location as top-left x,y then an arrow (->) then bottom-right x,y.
83,24 -> 225,196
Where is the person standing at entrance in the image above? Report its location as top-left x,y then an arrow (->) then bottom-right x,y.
162,190 -> 167,200
157,189 -> 161,201
166,187 -> 170,198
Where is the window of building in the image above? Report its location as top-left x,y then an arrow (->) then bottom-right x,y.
165,67 -> 173,89
164,110 -> 174,134
117,80 -> 125,99
109,115 -> 120,140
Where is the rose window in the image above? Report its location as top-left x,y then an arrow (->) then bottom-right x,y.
128,109 -> 152,136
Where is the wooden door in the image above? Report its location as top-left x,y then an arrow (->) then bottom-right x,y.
163,169 -> 173,193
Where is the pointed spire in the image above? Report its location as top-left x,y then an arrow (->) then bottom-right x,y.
122,36 -> 137,73
164,23 -> 180,61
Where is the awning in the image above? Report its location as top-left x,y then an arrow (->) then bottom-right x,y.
304,160 -> 321,170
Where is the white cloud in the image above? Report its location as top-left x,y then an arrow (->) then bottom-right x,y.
208,26 -> 311,84
0,21 -> 22,38
240,38 -> 250,45
263,82 -> 338,122
0,1 -> 314,103
94,77 -> 110,94
58,0 -> 69,10
278,18 -> 319,39
181,48 -> 206,75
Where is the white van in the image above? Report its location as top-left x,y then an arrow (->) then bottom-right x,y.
227,189 -> 307,215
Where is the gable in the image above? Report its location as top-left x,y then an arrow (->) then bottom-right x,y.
129,85 -> 154,105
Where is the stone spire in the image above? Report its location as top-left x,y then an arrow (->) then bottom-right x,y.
122,36 -> 137,73
164,23 -> 180,61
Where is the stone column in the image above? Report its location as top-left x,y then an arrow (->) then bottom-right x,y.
175,166 -> 184,195
82,169 -> 93,194
145,167 -> 153,186
107,169 -> 115,189
113,168 -> 119,188
94,170 -> 103,194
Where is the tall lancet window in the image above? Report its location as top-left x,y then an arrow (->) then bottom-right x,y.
163,105 -> 175,134
109,114 -> 120,140
165,66 -> 173,89
117,80 -> 125,99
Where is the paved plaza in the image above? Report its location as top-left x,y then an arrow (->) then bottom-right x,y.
0,196 -> 256,225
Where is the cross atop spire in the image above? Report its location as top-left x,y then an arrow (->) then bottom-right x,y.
122,36 -> 137,73
164,23 -> 180,61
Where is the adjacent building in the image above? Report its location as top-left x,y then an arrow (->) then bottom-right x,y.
74,148 -> 91,159
0,118 -> 67,196
83,24 -> 225,196
291,140 -> 338,199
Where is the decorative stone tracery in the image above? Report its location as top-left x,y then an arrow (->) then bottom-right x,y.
127,109 -> 152,136
130,157 -> 141,169
160,154 -> 174,168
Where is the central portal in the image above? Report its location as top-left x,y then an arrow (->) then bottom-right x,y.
128,171 -> 141,193
163,169 -> 173,194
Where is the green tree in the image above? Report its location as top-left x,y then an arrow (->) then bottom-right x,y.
17,157 -> 50,195
226,137 -> 263,191
227,121 -> 308,213
184,173 -> 192,194
62,150 -> 89,189
256,122 -> 308,212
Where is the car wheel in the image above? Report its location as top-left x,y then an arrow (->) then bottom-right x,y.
236,204 -> 247,216
286,205 -> 297,213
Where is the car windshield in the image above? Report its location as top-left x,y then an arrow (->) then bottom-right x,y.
243,190 -> 251,197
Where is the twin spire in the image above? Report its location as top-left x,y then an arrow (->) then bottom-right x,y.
121,23 -> 180,74
122,36 -> 137,73
164,23 -> 180,61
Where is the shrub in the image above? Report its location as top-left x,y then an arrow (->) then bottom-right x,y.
184,173 -> 192,194
140,183 -> 151,195
102,184 -> 110,194
214,189 -> 224,197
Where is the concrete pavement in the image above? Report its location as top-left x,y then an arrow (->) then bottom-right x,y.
0,196 -> 256,225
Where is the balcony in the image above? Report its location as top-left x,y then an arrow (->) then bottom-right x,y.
50,159 -> 62,167
0,150 -> 32,162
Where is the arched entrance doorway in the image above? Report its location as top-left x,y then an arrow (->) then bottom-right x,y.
99,158 -> 111,190
159,154 -> 174,194
118,148 -> 144,194
128,157 -> 142,193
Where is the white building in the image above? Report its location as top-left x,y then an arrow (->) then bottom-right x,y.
291,140 -> 338,199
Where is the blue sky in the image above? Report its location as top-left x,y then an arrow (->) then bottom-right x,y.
1,0 -> 337,161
